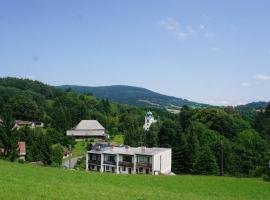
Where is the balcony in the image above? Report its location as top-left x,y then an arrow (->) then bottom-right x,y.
136,162 -> 152,168
103,160 -> 116,165
89,160 -> 101,165
119,161 -> 133,167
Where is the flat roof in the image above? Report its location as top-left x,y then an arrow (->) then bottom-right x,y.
88,146 -> 170,156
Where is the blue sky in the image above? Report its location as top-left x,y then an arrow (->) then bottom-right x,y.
1,0 -> 270,106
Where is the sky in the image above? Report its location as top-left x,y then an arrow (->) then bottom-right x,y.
1,0 -> 270,106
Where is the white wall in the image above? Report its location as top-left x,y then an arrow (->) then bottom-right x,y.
153,150 -> 171,174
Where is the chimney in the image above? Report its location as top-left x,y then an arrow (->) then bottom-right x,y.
141,146 -> 146,153
125,145 -> 129,151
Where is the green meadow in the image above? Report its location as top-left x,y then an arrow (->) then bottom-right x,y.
0,160 -> 269,200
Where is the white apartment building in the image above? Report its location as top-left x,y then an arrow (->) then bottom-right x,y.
86,144 -> 172,175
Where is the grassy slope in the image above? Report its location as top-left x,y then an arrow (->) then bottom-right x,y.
0,160 -> 269,200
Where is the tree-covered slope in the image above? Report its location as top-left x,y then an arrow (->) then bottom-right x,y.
57,85 -> 209,108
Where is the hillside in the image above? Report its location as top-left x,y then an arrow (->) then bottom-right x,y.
0,160 -> 269,200
57,85 -> 209,108
236,101 -> 269,111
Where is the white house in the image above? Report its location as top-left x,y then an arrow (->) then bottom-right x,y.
66,120 -> 108,140
143,111 -> 157,131
86,144 -> 172,175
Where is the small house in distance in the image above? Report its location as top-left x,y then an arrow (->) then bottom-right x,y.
66,120 -> 108,140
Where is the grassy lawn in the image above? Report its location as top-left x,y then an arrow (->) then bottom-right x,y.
112,134 -> 124,144
0,160 -> 270,200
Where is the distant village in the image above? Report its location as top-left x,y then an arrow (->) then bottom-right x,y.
1,112 -> 172,176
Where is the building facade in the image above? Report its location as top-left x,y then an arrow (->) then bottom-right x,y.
67,120 -> 108,140
86,144 -> 171,175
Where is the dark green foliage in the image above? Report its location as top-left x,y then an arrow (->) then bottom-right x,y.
0,107 -> 18,161
145,123 -> 159,147
179,105 -> 193,131
172,133 -> 189,174
193,145 -> 219,175
231,129 -> 270,176
254,104 -> 270,142
51,144 -> 64,166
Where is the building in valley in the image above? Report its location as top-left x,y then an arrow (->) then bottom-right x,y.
15,120 -> 44,129
86,143 -> 171,175
66,120 -> 108,140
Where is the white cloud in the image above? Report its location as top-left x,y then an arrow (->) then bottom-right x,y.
160,18 -> 197,39
254,74 -> 270,81
160,18 -> 214,40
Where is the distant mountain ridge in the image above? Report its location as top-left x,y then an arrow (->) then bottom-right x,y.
236,101 -> 269,110
57,85 -> 210,108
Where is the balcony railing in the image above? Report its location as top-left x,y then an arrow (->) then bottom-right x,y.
103,160 -> 116,165
89,160 -> 101,165
136,162 -> 152,168
119,161 -> 133,167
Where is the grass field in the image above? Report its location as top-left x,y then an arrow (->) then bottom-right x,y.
112,134 -> 124,144
0,160 -> 269,200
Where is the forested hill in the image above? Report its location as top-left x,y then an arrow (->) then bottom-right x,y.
57,85 -> 209,108
1,77 -> 270,177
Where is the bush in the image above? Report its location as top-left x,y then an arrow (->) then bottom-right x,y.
263,175 -> 270,182
51,144 -> 64,166
252,166 -> 264,177
18,158 -> 25,164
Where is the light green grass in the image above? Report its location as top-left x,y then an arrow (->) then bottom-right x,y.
112,134 -> 124,144
0,160 -> 269,200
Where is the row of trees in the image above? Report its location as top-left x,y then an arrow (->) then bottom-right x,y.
124,106 -> 270,177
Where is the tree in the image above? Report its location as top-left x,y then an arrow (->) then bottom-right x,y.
0,107 -> 18,161
185,125 -> 200,173
232,129 -> 270,176
145,123 -> 159,147
172,133 -> 189,174
193,145 -> 219,175
51,144 -> 64,166
179,106 -> 193,131
255,104 -> 270,143
9,94 -> 40,120
158,119 -> 181,148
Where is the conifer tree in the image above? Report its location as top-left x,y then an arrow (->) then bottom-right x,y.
193,145 -> 219,175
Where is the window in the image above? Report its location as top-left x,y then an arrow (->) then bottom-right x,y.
139,168 -> 143,173
106,166 -> 110,171
123,167 -> 126,171
109,155 -> 115,162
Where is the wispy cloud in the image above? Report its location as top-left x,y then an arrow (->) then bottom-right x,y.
160,17 -> 197,39
241,82 -> 251,87
198,24 -> 214,38
254,74 -> 270,81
